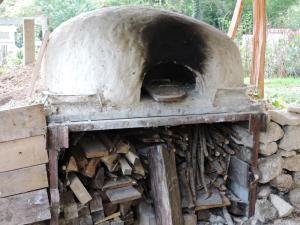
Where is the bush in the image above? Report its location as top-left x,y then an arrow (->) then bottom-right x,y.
6,49 -> 23,65
240,34 -> 300,78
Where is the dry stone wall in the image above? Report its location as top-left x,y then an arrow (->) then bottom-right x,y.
255,104 -> 300,224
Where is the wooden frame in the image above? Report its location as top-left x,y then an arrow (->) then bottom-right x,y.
47,111 -> 266,224
228,0 -> 267,98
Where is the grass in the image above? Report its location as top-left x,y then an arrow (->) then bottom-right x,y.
244,77 -> 300,107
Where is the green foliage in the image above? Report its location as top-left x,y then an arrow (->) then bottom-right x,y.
34,0 -> 97,31
6,49 -> 23,65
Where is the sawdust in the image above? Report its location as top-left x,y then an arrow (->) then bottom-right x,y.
0,64 -> 43,110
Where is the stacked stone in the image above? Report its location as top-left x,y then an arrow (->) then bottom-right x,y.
256,104 -> 300,224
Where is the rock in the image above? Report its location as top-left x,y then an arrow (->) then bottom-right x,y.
288,104 -> 300,114
209,214 -> 225,225
260,122 -> 284,144
283,155 -> 300,171
273,218 -> 300,225
232,125 -> 253,148
243,217 -> 262,225
270,110 -> 300,126
288,188 -> 300,209
279,126 -> 300,151
258,155 -> 283,183
293,172 -> 300,187
254,199 -> 277,223
270,194 -> 294,217
278,149 -> 296,158
257,185 -> 271,199
259,142 -> 278,156
270,174 -> 293,192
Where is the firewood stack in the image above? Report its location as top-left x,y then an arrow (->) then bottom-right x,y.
59,131 -> 148,225
58,124 -> 249,225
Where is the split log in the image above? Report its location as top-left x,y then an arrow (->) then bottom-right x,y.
62,192 -> 78,220
125,150 -> 139,165
106,186 -> 141,204
91,167 -> 105,189
71,148 -> 88,171
94,212 -> 121,225
80,136 -> 109,158
89,193 -> 103,213
69,174 -> 92,205
66,156 -> 79,173
102,176 -> 136,191
119,158 -> 132,175
133,159 -> 145,177
149,145 -> 183,225
115,140 -> 130,154
84,158 -> 101,178
101,154 -> 119,171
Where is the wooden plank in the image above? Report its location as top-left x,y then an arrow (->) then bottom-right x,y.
0,135 -> 48,172
69,174 -> 92,205
149,145 -> 183,225
0,189 -> 51,225
251,0 -> 266,98
0,164 -> 48,198
0,104 -> 46,143
50,112 -> 256,132
228,0 -> 244,39
106,186 -> 141,204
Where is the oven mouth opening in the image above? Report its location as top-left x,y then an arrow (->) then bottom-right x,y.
141,62 -> 197,102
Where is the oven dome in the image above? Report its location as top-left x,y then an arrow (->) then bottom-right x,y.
42,6 -> 243,108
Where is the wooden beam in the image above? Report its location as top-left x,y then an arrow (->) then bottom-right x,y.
251,0 -> 266,98
228,0 -> 244,39
149,145 -> 183,225
23,19 -> 35,65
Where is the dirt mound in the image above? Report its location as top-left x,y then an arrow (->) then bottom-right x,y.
0,64 -> 43,109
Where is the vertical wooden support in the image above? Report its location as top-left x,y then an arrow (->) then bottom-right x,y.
23,19 -> 35,65
48,125 -> 69,225
149,145 -> 183,225
228,0 -> 244,39
251,0 -> 266,98
248,113 -> 266,216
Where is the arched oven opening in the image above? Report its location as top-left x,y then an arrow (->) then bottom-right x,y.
141,62 -> 197,102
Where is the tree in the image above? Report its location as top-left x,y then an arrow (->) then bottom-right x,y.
34,0 -> 96,31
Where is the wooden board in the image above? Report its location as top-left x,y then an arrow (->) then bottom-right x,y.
0,164 -> 48,197
0,189 -> 51,225
0,135 -> 48,172
0,104 -> 46,143
149,145 -> 184,225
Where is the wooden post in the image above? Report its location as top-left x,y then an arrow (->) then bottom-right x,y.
251,0 -> 266,98
228,0 -> 244,39
23,19 -> 35,65
48,125 -> 69,225
149,145 -> 183,225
